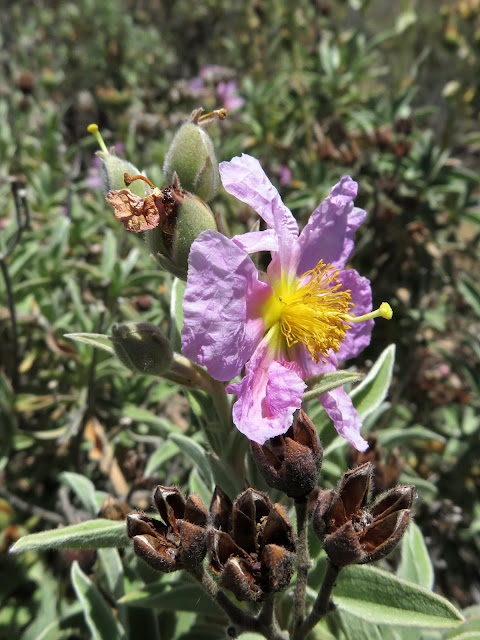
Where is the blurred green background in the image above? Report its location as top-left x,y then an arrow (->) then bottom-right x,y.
1,0 -> 480,637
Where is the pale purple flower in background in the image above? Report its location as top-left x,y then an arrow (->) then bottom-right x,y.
216,81 -> 245,112
86,155 -> 103,190
278,165 -> 292,186
182,154 -> 391,450
187,68 -> 244,113
187,76 -> 206,96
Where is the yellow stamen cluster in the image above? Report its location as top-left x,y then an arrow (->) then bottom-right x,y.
262,260 -> 393,363
277,261 -> 353,362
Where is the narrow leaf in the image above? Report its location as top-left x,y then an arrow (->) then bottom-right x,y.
303,371 -> 364,402
350,344 -> 395,419
334,564 -> 463,628
169,433 -> 213,490
65,333 -> 114,354
120,583 -> 223,616
397,522 -> 434,590
71,561 -> 125,640
458,274 -> 480,317
98,548 -> 124,600
59,472 -> 98,516
170,277 -> 186,352
10,519 -> 130,553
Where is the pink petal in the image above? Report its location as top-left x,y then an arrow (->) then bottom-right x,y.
337,269 -> 374,361
320,387 -> 368,451
220,154 -> 301,278
182,230 -> 271,381
219,155 -> 297,235
226,337 -> 306,444
292,345 -> 339,379
232,229 -> 278,254
297,177 -> 366,273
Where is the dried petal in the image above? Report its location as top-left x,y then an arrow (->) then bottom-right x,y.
105,189 -> 161,232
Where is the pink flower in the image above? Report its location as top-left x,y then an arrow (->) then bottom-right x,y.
182,154 -> 391,450
216,81 -> 245,112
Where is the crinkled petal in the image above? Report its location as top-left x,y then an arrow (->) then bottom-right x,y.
226,337 -> 306,444
232,229 -> 278,254
337,269 -> 374,361
220,154 -> 300,278
297,177 -> 366,273
182,230 -> 271,381
219,154 -> 298,235
320,387 -> 368,451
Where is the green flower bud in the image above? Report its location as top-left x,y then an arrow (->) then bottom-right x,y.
145,186 -> 218,280
87,124 -> 148,197
163,108 -> 222,202
111,322 -> 173,376
106,176 -> 218,280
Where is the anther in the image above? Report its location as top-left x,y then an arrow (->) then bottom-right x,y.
123,173 -> 155,189
198,108 -> 228,125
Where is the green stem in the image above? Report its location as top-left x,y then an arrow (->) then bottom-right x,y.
210,378 -> 232,432
298,559 -> 340,637
292,498 -> 310,639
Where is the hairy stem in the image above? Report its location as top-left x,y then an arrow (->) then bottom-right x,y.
299,559 -> 341,637
189,566 -> 289,640
292,498 -> 310,638
188,565 -> 257,631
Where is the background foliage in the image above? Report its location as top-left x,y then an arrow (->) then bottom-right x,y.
1,0 -> 480,638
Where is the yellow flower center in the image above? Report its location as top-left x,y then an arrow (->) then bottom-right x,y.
262,261 -> 352,362
261,260 -> 393,362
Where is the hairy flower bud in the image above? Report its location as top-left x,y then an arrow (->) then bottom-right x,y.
144,187 -> 218,280
127,485 -> 208,573
250,410 -> 323,498
98,153 -> 149,196
111,322 -> 173,376
313,462 -> 414,567
106,180 -> 218,280
163,108 -> 220,202
209,488 -> 296,602
87,124 -> 148,196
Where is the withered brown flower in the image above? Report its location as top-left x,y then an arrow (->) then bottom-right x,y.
209,487 -> 296,602
127,485 -> 208,573
313,462 -> 414,567
250,409 -> 323,498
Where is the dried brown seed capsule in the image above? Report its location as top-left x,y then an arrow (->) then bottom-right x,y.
313,463 -> 414,567
208,488 -> 296,602
250,410 -> 323,498
127,485 -> 209,573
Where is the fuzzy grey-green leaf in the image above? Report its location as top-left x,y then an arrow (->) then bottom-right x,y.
334,564 -> 463,628
303,370 -> 364,403
350,344 -> 395,419
10,519 -> 130,553
71,561 -> 125,640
